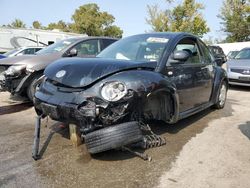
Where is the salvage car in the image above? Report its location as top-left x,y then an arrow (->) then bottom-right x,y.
0,37 -> 118,100
227,47 -> 250,86
33,33 -> 228,158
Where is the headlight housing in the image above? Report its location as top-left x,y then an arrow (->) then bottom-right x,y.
26,64 -> 35,73
5,64 -> 26,77
101,81 -> 127,102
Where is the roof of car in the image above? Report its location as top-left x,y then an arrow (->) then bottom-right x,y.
67,36 -> 119,42
134,32 -> 195,37
242,47 -> 250,50
18,46 -> 45,49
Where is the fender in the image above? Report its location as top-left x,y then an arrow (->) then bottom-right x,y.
15,71 -> 43,94
210,66 -> 228,104
99,69 -> 180,123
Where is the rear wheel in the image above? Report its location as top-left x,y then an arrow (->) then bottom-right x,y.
213,81 -> 227,109
85,121 -> 143,154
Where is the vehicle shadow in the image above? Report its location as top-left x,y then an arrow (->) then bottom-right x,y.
229,85 -> 250,92
0,102 -> 33,115
238,121 -> 250,140
92,99 -> 235,161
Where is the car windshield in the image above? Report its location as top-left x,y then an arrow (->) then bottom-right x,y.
227,51 -> 239,59
97,34 -> 169,63
3,48 -> 21,56
235,48 -> 250,60
36,38 -> 79,55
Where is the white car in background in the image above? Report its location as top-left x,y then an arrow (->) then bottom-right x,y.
3,46 -> 44,57
227,47 -> 250,86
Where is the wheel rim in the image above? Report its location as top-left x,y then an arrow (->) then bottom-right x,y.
219,84 -> 227,106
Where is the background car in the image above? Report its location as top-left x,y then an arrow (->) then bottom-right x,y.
33,32 -> 228,156
227,50 -> 239,60
0,37 -> 118,100
208,45 -> 227,64
227,47 -> 250,86
3,46 -> 44,57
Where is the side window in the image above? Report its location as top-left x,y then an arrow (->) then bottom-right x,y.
23,48 -> 35,55
35,48 -> 42,52
73,39 -> 100,57
173,38 -> 202,64
199,41 -> 213,64
102,39 -> 117,50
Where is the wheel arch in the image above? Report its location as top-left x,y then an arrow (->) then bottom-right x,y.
16,70 -> 44,96
211,67 -> 228,104
142,87 -> 179,124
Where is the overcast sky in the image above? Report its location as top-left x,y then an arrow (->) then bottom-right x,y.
0,0 -> 225,40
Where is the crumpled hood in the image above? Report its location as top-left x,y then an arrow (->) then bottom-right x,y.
0,53 -> 61,70
227,59 -> 250,68
44,58 -> 157,88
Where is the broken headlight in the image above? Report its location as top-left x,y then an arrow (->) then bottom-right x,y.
5,64 -> 26,77
101,81 -> 127,102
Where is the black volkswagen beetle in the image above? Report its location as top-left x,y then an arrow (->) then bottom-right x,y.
33,33 -> 228,157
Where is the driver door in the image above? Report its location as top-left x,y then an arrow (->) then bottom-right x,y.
165,37 -> 213,113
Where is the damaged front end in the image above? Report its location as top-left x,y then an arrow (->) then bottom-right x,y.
33,58 -> 172,159
33,73 -> 167,160
34,78 -> 137,134
0,64 -> 29,94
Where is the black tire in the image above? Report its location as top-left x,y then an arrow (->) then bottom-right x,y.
213,81 -> 227,109
85,121 -> 143,154
27,74 -> 43,102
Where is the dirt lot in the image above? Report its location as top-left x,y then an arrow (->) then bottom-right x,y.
0,86 -> 249,188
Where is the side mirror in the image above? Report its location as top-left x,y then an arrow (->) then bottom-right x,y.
68,48 -> 78,57
170,50 -> 190,64
215,58 -> 225,67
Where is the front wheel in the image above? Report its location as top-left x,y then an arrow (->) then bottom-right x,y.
85,122 -> 143,154
27,74 -> 43,102
213,81 -> 227,109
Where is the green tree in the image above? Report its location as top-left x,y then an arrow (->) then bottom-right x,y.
8,19 -> 26,28
32,21 -> 42,29
218,0 -> 250,42
146,0 -> 210,37
71,3 -> 123,37
46,20 -> 71,32
146,4 -> 169,32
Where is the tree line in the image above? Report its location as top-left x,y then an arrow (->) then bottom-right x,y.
146,0 -> 249,42
2,4 -> 123,38
2,1 -> 250,42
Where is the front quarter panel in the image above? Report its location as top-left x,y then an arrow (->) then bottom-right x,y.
94,70 -> 179,123
211,66 -> 228,103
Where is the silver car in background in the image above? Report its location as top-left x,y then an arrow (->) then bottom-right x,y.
3,46 -> 44,57
227,47 -> 250,86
